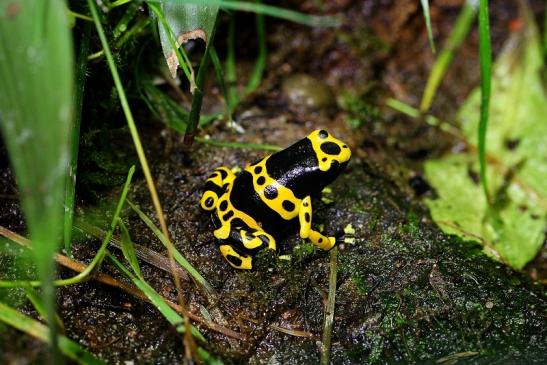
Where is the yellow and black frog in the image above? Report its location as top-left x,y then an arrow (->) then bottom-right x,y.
200,129 -> 351,269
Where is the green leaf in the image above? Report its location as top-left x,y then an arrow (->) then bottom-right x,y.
0,0 -> 74,356
152,1 -> 218,78
425,7 -> 547,269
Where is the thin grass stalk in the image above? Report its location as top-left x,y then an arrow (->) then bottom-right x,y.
419,0 -> 436,53
64,23 -> 90,256
420,2 -> 476,111
320,247 -> 338,365
160,0 -> 342,27
209,46 -> 232,121
226,14 -> 237,109
478,0 -> 492,204
245,0 -> 266,95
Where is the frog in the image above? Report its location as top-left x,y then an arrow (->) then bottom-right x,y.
200,129 -> 351,269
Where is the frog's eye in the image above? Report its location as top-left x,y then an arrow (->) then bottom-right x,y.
318,130 -> 329,139
200,191 -> 218,211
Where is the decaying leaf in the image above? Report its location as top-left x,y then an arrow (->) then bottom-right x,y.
155,2 -> 218,79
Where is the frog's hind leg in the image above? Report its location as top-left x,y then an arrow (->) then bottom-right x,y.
200,167 -> 236,211
218,227 -> 276,270
298,196 -> 336,250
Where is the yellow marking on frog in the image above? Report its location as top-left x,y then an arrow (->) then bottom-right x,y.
245,157 -> 301,220
299,196 -> 313,238
308,129 -> 351,171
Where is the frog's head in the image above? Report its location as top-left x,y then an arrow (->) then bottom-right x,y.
307,129 -> 351,175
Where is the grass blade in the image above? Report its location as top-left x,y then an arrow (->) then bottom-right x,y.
420,2 -> 476,111
184,24 -> 216,145
155,0 -> 342,27
64,22 -> 91,256
0,0 -> 74,360
0,302 -> 105,364
244,1 -> 266,95
117,218 -> 143,278
419,0 -> 436,53
478,0 -> 492,203
209,46 -> 232,121
225,14 -> 238,109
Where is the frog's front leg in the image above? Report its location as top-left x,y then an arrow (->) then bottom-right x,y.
216,227 -> 276,270
298,196 -> 336,250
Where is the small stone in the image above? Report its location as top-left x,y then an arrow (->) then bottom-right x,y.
281,74 -> 335,111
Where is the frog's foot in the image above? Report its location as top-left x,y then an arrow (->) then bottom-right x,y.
219,245 -> 253,270
218,227 -> 277,270
333,229 -> 356,246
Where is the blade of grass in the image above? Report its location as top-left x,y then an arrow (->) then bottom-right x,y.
244,0 -> 266,95
127,200 -> 217,297
64,22 -> 91,257
419,0 -> 436,53
0,302 -> 105,364
209,46 -> 232,121
156,0 -> 343,27
0,1 -> 74,361
225,14 -> 238,109
112,0 -> 142,40
478,0 -> 492,204
320,247 -> 338,365
117,218 -> 143,278
420,2 -> 476,111
195,136 -> 282,152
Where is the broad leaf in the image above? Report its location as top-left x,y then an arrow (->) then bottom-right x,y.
153,1 -> 218,78
425,9 -> 546,269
